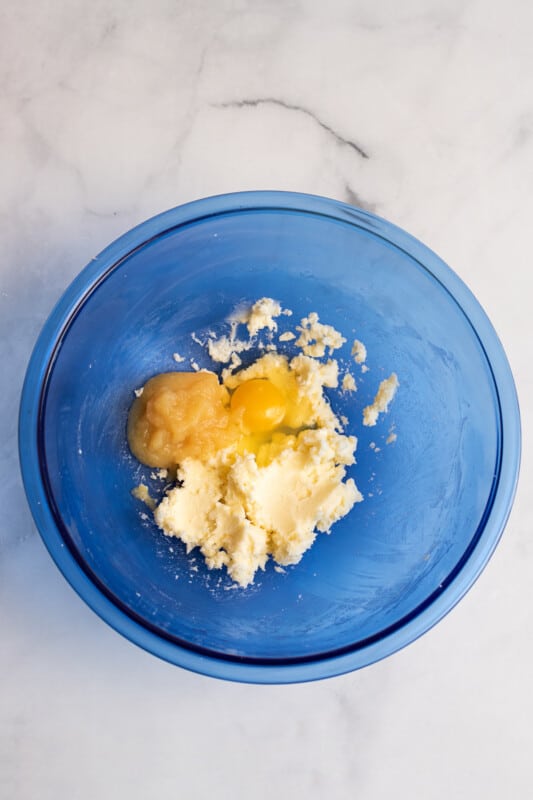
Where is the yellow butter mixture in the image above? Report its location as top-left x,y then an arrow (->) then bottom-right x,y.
128,299 -> 398,587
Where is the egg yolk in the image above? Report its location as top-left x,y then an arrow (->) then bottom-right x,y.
230,378 -> 287,434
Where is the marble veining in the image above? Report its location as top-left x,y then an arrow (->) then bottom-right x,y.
343,183 -> 376,212
216,97 -> 370,158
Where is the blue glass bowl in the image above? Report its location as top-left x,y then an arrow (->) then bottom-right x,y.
19,192 -> 520,683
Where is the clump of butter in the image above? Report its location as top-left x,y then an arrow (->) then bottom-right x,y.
241,296 -> 283,336
351,339 -> 367,365
152,351 -> 362,586
295,312 -> 346,357
342,373 -> 357,393
363,373 -> 399,427
130,297 -> 398,588
155,424 -> 360,587
207,298 -> 285,365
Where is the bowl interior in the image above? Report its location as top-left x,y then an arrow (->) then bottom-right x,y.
40,207 -> 500,662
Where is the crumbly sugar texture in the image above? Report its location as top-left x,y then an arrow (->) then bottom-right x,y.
351,339 -> 367,364
342,373 -> 357,393
278,331 -> 295,342
363,374 -> 399,426
295,312 -> 346,357
242,297 -> 283,336
207,335 -> 251,364
206,297 -> 284,365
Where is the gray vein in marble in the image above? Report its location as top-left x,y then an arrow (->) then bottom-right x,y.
195,40 -> 211,79
215,98 -> 369,159
344,184 -> 376,212
16,98 -> 86,190
100,17 -> 118,43
85,208 -> 120,218
513,118 -> 533,150
142,39 -> 217,190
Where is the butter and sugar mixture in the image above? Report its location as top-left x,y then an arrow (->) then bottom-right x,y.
128,298 -> 398,587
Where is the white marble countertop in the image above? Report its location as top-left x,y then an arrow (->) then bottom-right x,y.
1,1 -> 532,797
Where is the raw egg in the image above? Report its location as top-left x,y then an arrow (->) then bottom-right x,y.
230,378 -> 286,433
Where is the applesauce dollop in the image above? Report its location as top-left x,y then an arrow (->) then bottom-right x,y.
127,371 -> 236,469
